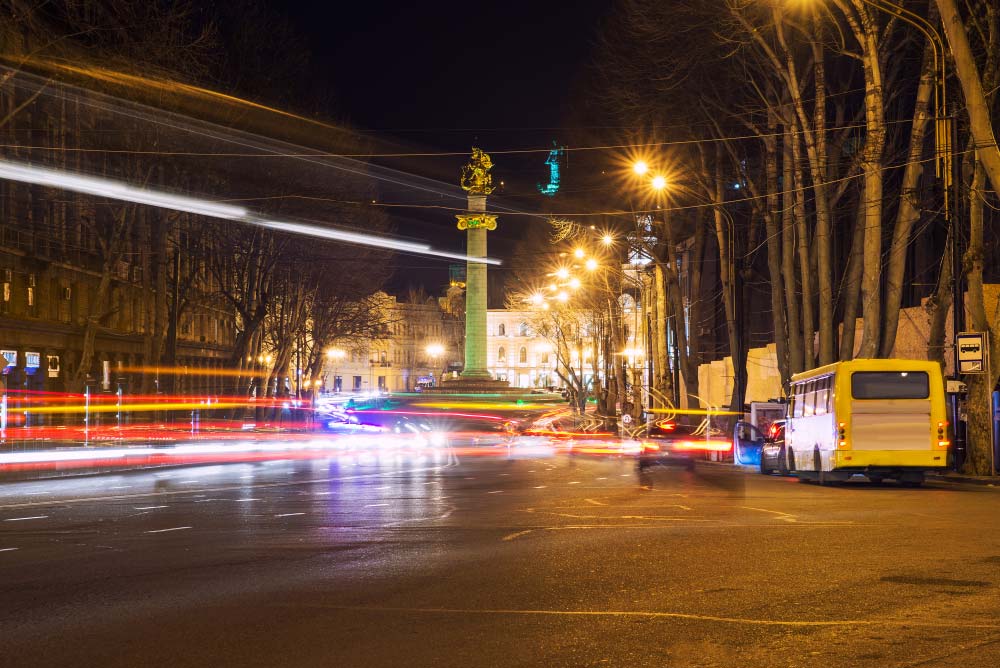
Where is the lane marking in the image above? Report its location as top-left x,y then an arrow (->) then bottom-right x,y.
234,498 -> 260,502
133,505 -> 168,510
501,529 -> 533,541
365,503 -> 390,508
0,547 -> 19,552
584,499 -> 606,506
534,485 -> 547,489
741,506 -> 798,523
305,605 -> 1000,630
275,512 -> 305,518
568,481 -> 581,485
109,486 -> 132,490
144,526 -> 191,534
25,492 -> 51,496
488,490 -> 504,494
4,515 -> 48,522
0,466 -> 447,511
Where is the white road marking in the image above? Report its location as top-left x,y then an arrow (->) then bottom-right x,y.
584,499 -> 607,506
144,526 -> 191,534
275,512 -> 305,518
534,485 -> 547,489
501,530 -> 533,541
179,480 -> 199,484
365,503 -> 390,508
306,605 -> 1000,630
0,547 -> 19,552
568,481 -> 581,485
108,486 -> 131,490
596,477 -> 607,480
4,515 -> 48,522
488,490 -> 504,494
25,492 -> 51,496
234,498 -> 260,502
134,505 -> 168,510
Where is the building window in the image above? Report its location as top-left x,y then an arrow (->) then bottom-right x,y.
541,352 -> 550,364
498,346 -> 506,364
26,273 -> 36,314
498,323 -> 505,336
518,322 -> 528,337
519,347 -> 527,364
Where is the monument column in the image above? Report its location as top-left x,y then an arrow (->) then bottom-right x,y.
455,149 -> 497,380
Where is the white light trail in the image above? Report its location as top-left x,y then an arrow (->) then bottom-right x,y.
0,158 -> 501,265
0,159 -> 247,219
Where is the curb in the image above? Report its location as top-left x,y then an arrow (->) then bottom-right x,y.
926,474 -> 999,486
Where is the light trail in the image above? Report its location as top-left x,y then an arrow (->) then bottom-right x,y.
0,157 -> 501,265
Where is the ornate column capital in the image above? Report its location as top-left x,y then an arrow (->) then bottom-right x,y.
456,214 -> 497,231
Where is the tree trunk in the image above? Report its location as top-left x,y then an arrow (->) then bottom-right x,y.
839,203 -> 866,360
935,0 -> 1000,198
790,126 -> 815,369
781,129 -> 803,374
880,19 -> 937,357
851,1 -> 887,359
763,122 -> 789,387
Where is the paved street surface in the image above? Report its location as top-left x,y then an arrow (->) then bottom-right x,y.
2,449 -> 1000,667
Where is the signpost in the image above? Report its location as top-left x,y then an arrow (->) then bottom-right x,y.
957,332 -> 988,374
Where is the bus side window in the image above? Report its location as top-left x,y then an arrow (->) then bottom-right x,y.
815,377 -> 830,416
803,381 -> 816,416
792,384 -> 802,417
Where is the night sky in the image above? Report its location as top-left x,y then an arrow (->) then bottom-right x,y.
271,0 -> 615,293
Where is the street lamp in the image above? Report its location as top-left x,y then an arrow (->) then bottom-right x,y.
425,343 -> 445,386
326,348 -> 346,393
651,174 -> 667,192
632,160 -> 649,176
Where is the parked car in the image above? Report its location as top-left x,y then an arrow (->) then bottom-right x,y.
759,419 -> 789,475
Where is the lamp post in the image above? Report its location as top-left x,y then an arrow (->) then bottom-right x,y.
425,343 -> 444,387
325,348 -> 346,393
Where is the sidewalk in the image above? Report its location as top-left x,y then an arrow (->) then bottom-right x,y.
927,471 -> 999,486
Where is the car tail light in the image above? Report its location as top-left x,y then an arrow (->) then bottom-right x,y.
675,439 -> 731,452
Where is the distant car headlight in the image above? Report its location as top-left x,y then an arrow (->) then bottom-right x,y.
429,432 -> 447,447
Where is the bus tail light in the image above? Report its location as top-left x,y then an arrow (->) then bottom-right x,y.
937,421 -> 947,439
937,440 -> 950,448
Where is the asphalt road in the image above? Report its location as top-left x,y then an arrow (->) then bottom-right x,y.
1,448 -> 1000,667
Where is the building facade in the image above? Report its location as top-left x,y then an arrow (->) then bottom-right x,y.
325,293 -> 462,393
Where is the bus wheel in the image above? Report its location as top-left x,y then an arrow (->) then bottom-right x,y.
868,475 -> 885,485
899,473 -> 924,488
778,446 -> 789,476
785,448 -> 795,473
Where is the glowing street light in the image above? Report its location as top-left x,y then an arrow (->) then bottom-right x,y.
556,291 -> 569,303
585,258 -> 599,271
568,277 -> 581,290
325,348 -> 346,360
426,343 -> 445,357
633,160 -> 649,176
530,292 -> 546,305
602,234 -> 614,246
651,175 -> 667,191
554,267 -> 570,280
573,248 -> 586,259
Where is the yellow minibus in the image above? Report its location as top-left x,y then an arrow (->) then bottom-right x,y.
786,359 -> 949,486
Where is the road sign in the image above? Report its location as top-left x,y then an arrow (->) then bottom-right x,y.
621,413 -> 633,425
957,332 -> 987,374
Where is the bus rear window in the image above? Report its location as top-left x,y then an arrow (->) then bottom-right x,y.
851,371 -> 929,399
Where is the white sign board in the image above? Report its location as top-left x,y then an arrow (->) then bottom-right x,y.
957,332 -> 987,374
